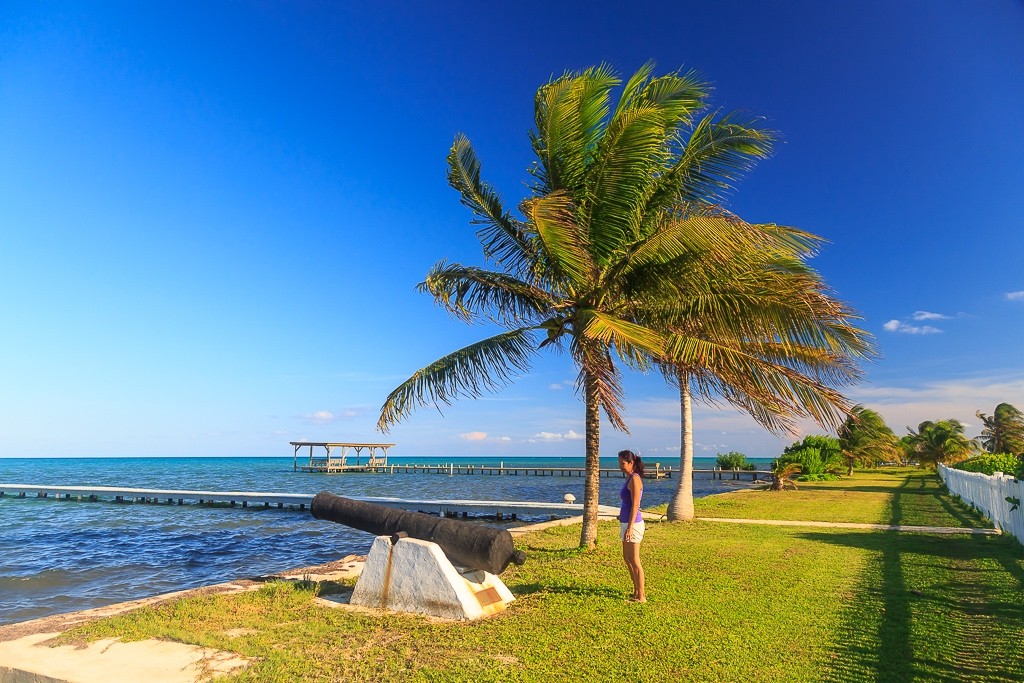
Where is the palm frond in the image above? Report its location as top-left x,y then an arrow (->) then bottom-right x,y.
630,68 -> 710,126
419,261 -> 554,327
448,135 -> 536,273
524,191 -> 594,289
665,333 -> 853,430
377,329 -> 538,432
671,112 -> 776,204
586,103 -> 675,256
610,60 -> 656,121
531,65 -> 619,196
756,223 -> 826,259
615,213 -> 765,281
579,309 -> 666,360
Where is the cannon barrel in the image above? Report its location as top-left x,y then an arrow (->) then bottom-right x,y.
310,492 -> 527,575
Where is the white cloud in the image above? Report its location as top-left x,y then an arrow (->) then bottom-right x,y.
499,436 -> 511,442
299,406 -> 368,425
912,311 -> 950,321
529,429 -> 584,442
459,431 -> 488,441
883,319 -> 941,335
1006,291 -> 1024,301
850,375 -> 1024,437
548,384 -> 563,390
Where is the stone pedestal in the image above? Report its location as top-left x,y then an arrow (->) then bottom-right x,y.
350,535 -> 515,620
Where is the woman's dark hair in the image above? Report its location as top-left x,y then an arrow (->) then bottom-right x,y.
618,449 -> 645,476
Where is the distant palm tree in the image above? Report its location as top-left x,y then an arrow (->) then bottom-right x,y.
659,225 -> 874,519
378,64 -> 784,548
976,403 -> 1024,457
905,419 -> 975,468
837,405 -> 900,475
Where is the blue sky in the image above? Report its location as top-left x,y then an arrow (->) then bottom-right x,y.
2,1 -> 1022,458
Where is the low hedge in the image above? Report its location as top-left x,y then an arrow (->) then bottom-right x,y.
952,452 -> 1022,477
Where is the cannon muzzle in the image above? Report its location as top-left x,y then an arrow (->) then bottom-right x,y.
310,492 -> 527,575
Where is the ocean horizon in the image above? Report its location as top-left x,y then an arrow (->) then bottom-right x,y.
0,455 -> 768,625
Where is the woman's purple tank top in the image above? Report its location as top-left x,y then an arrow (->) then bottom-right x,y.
618,474 -> 643,522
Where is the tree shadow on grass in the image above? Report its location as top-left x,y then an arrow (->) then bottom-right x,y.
799,484 -> 900,494
875,475 -> 989,528
935,491 -> 990,528
804,528 -> 1024,682
515,543 -> 590,557
512,582 -> 623,600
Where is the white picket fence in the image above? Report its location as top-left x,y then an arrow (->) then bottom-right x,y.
938,464 -> 1023,544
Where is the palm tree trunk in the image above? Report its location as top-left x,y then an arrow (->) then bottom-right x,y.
579,372 -> 601,549
667,371 -> 695,521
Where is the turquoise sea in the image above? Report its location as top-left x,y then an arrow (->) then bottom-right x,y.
0,455 -> 766,625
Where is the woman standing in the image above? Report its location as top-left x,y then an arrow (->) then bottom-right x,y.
617,449 -> 646,602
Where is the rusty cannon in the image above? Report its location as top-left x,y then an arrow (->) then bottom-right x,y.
310,492 -> 527,575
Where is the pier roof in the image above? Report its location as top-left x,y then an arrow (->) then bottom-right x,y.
289,441 -> 395,447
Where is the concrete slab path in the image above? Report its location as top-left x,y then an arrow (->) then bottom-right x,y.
0,632 -> 249,683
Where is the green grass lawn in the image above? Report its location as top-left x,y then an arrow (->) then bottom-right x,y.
686,469 -> 995,527
59,470 -> 1023,682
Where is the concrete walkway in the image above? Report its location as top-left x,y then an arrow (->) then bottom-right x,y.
0,632 -> 249,683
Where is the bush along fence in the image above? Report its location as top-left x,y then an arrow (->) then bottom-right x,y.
938,464 -> 1023,544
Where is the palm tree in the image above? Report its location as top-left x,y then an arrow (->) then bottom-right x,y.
768,459 -> 803,491
837,405 -> 899,475
976,403 -> 1024,456
905,419 -> 975,468
656,222 -> 875,520
378,64 -> 779,548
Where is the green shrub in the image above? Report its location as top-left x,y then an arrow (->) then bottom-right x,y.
716,451 -> 749,470
953,453 -> 1021,476
796,473 -> 843,482
781,435 -> 843,475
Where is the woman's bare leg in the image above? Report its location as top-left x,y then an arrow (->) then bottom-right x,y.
624,541 -> 645,602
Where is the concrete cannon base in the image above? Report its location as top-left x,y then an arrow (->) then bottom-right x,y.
350,535 -> 515,620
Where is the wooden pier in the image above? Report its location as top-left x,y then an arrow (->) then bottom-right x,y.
288,442 -> 766,481
296,462 -> 676,478
0,483 -> 622,520
294,462 -> 768,482
292,441 -> 395,472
